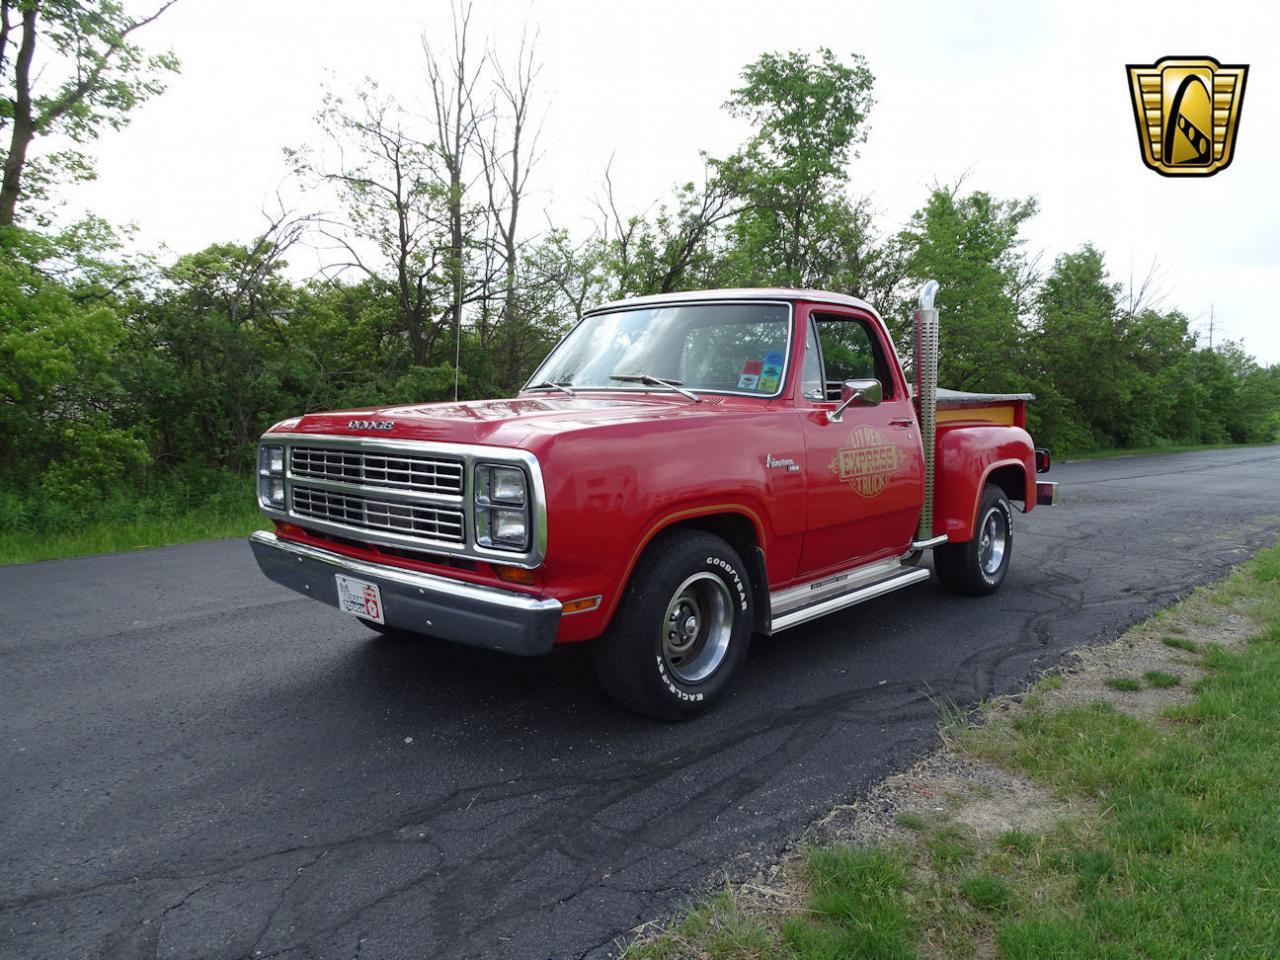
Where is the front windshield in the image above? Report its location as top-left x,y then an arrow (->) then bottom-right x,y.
527,303 -> 791,397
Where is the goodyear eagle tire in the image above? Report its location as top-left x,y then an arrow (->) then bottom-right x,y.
933,483 -> 1013,596
593,530 -> 753,721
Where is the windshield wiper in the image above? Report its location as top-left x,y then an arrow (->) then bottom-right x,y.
525,380 -> 578,397
609,373 -> 702,403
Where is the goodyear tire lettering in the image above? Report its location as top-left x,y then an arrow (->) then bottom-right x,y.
706,556 -> 749,611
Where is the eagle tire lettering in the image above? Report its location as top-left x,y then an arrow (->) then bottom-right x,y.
656,656 -> 704,701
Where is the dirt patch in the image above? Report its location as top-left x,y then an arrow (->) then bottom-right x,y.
809,751 -> 1067,848
1035,604 -> 1255,718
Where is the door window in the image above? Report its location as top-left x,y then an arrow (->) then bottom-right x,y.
812,315 -> 896,401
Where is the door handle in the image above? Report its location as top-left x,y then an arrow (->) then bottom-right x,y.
889,417 -> 915,428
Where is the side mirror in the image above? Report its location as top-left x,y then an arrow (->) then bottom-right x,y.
826,378 -> 882,422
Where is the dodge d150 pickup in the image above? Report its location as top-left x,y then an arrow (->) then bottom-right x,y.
251,282 -> 1056,719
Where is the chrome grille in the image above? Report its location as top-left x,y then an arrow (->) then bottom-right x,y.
290,445 -> 464,495
291,484 -> 465,544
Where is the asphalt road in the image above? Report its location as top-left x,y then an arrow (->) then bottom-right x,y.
3,446 -> 1279,960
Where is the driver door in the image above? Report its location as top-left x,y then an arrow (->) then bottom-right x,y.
796,309 -> 925,576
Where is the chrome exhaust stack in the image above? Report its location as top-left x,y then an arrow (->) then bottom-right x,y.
914,281 -> 940,543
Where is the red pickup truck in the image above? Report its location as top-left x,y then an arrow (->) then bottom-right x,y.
251,284 -> 1056,719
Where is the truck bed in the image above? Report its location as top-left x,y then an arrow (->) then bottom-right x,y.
912,387 -> 1034,428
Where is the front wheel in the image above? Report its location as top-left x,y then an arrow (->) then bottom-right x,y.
933,484 -> 1013,596
592,530 -> 753,721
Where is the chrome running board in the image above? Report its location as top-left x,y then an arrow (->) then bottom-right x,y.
770,557 -> 905,617
768,564 -> 931,634
911,534 -> 948,550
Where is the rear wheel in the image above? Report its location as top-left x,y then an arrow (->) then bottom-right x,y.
933,484 -> 1013,596
593,529 -> 753,721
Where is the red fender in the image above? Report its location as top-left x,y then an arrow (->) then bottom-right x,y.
932,424 -> 1036,542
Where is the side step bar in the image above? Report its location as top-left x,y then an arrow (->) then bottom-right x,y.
911,534 -> 948,550
769,565 -> 931,634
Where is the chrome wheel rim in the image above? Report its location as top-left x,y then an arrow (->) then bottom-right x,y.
662,572 -> 734,684
978,506 -> 1008,575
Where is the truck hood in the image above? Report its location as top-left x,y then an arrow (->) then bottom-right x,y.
270,394 -> 746,449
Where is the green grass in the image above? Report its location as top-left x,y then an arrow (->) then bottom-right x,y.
626,887 -> 773,960
1143,670 -> 1182,689
925,825 -> 976,870
784,847 -> 915,960
959,638 -> 1280,956
1103,676 -> 1142,692
996,829 -> 1038,856
0,473 -> 261,565
626,542 -> 1280,960
893,812 -> 929,832
1064,440 -> 1274,462
960,872 -> 1012,913
0,503 -> 261,564
1161,635 -> 1201,653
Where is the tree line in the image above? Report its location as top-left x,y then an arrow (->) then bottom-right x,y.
2,1 -> 1277,527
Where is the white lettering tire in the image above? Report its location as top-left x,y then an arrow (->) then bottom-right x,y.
592,530 -> 753,721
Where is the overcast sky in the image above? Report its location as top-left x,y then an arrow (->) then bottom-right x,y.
67,0 -> 1279,363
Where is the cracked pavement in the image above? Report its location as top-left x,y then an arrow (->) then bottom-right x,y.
2,445 -> 1279,959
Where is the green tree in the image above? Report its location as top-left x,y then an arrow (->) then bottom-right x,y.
292,86 -> 452,368
119,229 -> 319,470
1030,245 -> 1129,447
0,0 -> 180,225
716,48 -> 876,288
0,224 -> 145,492
1115,308 -> 1198,446
597,163 -> 739,299
900,185 -> 1038,392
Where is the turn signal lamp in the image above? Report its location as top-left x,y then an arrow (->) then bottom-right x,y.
494,565 -> 537,586
562,595 -> 602,615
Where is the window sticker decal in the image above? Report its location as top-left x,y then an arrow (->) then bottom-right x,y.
758,351 -> 784,393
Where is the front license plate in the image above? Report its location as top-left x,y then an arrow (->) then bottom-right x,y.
335,574 -> 384,624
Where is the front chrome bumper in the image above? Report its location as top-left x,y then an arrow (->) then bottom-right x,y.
249,530 -> 562,656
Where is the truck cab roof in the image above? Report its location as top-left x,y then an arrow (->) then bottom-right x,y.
586,288 -> 879,316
